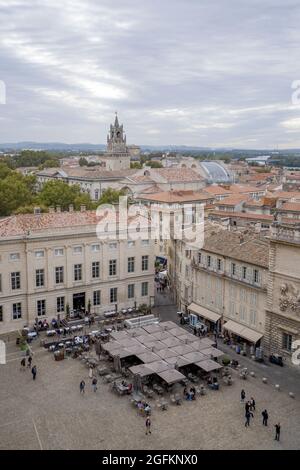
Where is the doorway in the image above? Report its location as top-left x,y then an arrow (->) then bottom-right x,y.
73,292 -> 86,312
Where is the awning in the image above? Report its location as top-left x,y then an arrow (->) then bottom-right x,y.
195,359 -> 223,372
188,303 -> 221,323
157,369 -> 185,385
223,320 -> 263,344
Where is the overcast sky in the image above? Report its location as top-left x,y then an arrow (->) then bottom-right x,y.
1,0 -> 300,148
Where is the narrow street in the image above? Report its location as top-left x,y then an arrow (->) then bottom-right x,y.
153,291 -> 300,399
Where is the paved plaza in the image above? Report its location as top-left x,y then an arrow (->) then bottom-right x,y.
1,325 -> 300,450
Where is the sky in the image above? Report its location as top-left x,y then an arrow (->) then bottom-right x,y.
1,0 -> 300,148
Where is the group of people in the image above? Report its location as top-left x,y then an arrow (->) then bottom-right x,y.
20,355 -> 37,380
137,401 -> 152,416
241,389 -> 281,441
183,386 -> 196,401
80,377 -> 98,394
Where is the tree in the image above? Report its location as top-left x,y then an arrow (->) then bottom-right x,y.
130,162 -> 142,169
0,174 -> 33,216
0,161 -> 13,179
79,157 -> 88,167
147,161 -> 163,168
37,180 -> 94,211
98,188 -> 127,205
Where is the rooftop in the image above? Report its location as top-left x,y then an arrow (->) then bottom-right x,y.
202,230 -> 269,267
138,190 -> 212,204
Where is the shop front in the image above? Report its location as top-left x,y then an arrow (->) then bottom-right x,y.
222,319 -> 263,357
188,302 -> 222,333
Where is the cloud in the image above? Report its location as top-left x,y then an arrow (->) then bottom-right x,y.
1,0 -> 300,147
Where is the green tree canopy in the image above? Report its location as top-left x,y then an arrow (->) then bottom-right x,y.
37,180 -> 94,211
0,174 -> 33,216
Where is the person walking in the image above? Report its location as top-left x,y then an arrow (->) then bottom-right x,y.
80,380 -> 85,394
245,409 -> 253,427
92,377 -> 98,393
245,401 -> 251,413
145,417 -> 151,435
250,397 -> 256,411
274,422 -> 281,441
31,365 -> 37,380
20,358 -> 26,371
262,409 -> 268,426
241,389 -> 246,402
27,355 -> 32,368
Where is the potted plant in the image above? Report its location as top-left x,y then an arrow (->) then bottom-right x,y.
222,355 -> 231,366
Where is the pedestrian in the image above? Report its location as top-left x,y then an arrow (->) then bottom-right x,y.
241,389 -> 246,402
274,422 -> 281,441
80,380 -> 85,394
262,409 -> 268,426
250,397 -> 256,411
145,417 -> 151,435
245,410 -> 253,427
20,358 -> 26,371
31,365 -> 37,380
245,401 -> 251,413
92,377 -> 98,393
27,355 -> 32,368
193,327 -> 197,336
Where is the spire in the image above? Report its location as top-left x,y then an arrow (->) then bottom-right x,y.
114,111 -> 119,127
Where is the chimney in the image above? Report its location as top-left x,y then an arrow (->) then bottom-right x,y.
56,206 -> 61,213
80,205 -> 86,212
69,204 -> 74,213
34,207 -> 41,215
49,207 -> 55,213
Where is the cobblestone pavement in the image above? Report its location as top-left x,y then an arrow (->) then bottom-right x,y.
0,297 -> 299,450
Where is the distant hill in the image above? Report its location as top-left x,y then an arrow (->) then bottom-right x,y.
1,141 -> 300,155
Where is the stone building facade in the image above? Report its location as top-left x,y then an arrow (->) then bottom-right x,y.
265,223 -> 300,360
0,210 -> 155,334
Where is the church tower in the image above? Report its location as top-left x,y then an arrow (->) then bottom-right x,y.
104,113 -> 130,171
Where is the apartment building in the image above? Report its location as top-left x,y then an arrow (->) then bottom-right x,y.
0,209 -> 155,333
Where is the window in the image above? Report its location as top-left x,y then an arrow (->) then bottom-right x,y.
73,246 -> 82,254
92,261 -> 100,279
109,242 -> 117,249
282,333 -> 292,352
242,266 -> 247,280
0,306 -> 3,322
0,274 -> 2,292
253,269 -> 259,284
207,255 -> 211,268
35,269 -> 44,287
231,263 -> 236,276
11,272 -> 21,290
142,239 -> 149,246
55,266 -> 64,284
12,302 -> 22,320
249,309 -> 256,326
217,258 -> 222,271
93,290 -> 101,306
109,259 -> 117,276
128,257 -> 135,273
54,248 -> 64,256
141,282 -> 148,296
10,253 -> 20,261
127,241 -> 135,248
128,284 -> 135,299
91,244 -> 100,252
37,299 -> 46,316
35,250 -> 44,258
57,296 -> 65,313
110,287 -> 117,303
74,264 -> 82,281
142,255 -> 149,271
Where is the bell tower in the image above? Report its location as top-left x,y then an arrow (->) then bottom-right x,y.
105,112 -> 130,170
